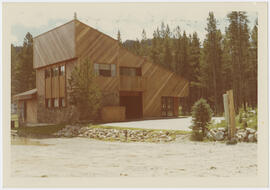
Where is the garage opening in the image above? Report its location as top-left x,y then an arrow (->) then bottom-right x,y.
119,91 -> 142,119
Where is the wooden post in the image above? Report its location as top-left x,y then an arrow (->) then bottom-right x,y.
223,94 -> 230,139
227,90 -> 236,138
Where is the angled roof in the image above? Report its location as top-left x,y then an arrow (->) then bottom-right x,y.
13,89 -> 37,101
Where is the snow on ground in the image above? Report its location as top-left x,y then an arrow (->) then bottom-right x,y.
102,117 -> 224,131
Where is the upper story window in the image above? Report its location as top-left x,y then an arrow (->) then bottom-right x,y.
52,67 -> 59,77
94,63 -> 116,77
120,67 -> 141,76
45,63 -> 66,109
60,65 -> 65,76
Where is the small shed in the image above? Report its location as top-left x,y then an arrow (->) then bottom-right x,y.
13,89 -> 38,125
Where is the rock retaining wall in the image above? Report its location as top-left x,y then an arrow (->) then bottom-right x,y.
207,127 -> 257,142
53,125 -> 187,143
53,125 -> 257,143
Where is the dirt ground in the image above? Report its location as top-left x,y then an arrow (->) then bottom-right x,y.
11,136 -> 257,177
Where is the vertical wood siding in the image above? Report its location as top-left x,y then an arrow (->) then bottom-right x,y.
59,76 -> 65,97
26,99 -> 37,123
52,76 -> 59,98
45,78 -> 51,98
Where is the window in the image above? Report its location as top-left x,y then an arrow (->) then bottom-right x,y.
45,63 -> 66,109
94,64 -> 99,76
45,99 -> 51,108
52,67 -> 59,77
53,98 -> 59,108
111,64 -> 116,77
94,63 -> 116,77
60,65 -> 65,76
60,97 -> 66,107
99,69 -> 111,77
120,67 -> 141,76
161,97 -> 174,117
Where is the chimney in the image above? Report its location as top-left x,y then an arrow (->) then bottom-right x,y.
74,12 -> 77,20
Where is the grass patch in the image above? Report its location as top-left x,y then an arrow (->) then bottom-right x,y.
17,124 -> 66,138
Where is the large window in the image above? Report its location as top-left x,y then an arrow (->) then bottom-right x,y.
45,64 -> 66,109
120,67 -> 141,76
45,98 -> 51,108
161,97 -> 174,117
94,63 -> 116,77
60,65 -> 65,76
60,97 -> 66,107
53,98 -> 59,108
52,67 -> 59,77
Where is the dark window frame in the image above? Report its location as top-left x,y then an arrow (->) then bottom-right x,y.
94,63 -> 116,77
60,65 -> 65,76
45,63 -> 67,109
52,67 -> 59,77
59,97 -> 66,108
161,96 -> 174,117
53,98 -> 59,108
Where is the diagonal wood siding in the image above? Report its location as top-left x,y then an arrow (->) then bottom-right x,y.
33,21 -> 75,69
142,61 -> 189,117
75,20 -> 143,68
74,20 -> 189,118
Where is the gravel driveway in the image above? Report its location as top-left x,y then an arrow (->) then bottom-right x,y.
11,137 -> 257,177
103,117 -> 224,131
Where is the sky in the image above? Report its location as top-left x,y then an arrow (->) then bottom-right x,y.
9,3 -> 258,46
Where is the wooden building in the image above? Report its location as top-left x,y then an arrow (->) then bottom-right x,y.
13,18 -> 189,124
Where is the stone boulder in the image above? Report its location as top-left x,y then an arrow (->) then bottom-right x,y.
64,131 -> 73,137
246,128 -> 256,134
254,132 -> 257,141
213,131 -> 224,141
248,134 -> 256,142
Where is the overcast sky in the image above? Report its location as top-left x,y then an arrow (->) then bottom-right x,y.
9,3 -> 257,46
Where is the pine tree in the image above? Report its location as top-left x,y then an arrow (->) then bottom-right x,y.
249,18 -> 258,107
13,33 -> 35,94
117,30 -> 122,45
173,26 -> 182,73
179,31 -> 190,79
201,12 -> 223,114
68,58 -> 101,121
151,27 -> 163,66
162,25 -> 172,69
227,11 -> 251,111
140,29 -> 149,57
11,44 -> 19,96
188,32 -> 202,107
